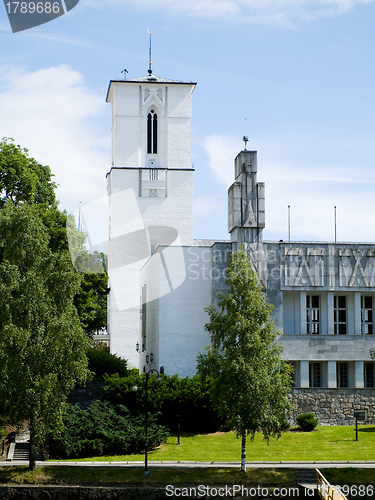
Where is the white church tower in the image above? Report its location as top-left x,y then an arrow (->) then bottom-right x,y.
105,66 -> 196,367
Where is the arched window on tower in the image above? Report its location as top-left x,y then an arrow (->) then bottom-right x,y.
147,110 -> 158,154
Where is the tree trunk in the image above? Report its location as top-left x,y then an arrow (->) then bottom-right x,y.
241,431 -> 246,472
29,417 -> 36,471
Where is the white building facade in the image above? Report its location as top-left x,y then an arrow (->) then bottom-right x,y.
106,72 -> 375,424
106,75 -> 195,367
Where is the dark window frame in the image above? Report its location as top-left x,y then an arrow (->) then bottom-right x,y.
147,110 -> 158,154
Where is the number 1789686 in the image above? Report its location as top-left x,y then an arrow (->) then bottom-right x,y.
5,2 -> 61,14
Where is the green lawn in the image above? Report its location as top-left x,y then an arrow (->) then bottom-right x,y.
0,466 -> 295,487
56,425 -> 375,463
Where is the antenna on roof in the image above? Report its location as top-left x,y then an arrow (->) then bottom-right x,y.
147,29 -> 153,75
121,69 -> 128,80
334,206 -> 337,243
78,201 -> 82,232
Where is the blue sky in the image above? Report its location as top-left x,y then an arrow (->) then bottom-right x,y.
1,0 -> 375,244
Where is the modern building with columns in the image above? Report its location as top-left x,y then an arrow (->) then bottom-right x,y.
105,68 -> 375,423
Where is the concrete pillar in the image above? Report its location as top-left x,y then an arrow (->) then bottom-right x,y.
355,361 -> 364,388
300,361 -> 309,388
300,291 -> 307,334
354,292 -> 361,335
327,292 -> 334,335
327,361 -> 337,388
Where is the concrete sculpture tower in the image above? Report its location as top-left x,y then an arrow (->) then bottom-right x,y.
228,150 -> 265,246
106,72 -> 196,367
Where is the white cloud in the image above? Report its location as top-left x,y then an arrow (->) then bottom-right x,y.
0,64 -> 109,213
86,0 -> 375,26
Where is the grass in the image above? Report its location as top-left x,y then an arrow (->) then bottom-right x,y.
322,468 -> 375,487
55,426 -> 375,463
0,466 -> 295,487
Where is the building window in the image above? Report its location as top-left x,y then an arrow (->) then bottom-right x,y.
307,295 -> 320,334
361,296 -> 373,335
309,362 -> 321,388
337,362 -> 348,387
334,295 -> 347,335
365,363 -> 374,388
147,110 -> 157,154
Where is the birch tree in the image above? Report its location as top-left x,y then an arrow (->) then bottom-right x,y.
197,248 -> 292,472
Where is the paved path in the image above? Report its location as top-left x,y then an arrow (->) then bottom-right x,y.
1,460 -> 375,468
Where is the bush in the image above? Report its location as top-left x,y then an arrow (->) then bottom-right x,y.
279,418 -> 290,430
49,401 -> 169,459
86,348 -> 128,378
296,412 -> 318,431
103,371 -> 224,433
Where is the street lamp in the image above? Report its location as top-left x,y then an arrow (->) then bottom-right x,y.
133,348 -> 164,476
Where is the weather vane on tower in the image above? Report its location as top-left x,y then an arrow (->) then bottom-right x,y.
242,117 -> 249,150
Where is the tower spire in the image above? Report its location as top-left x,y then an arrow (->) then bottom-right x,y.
147,29 -> 153,75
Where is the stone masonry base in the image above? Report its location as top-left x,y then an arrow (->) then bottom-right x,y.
288,388 -> 375,426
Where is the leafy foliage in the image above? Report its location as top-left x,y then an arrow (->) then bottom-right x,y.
0,138 -> 108,336
0,137 -> 57,208
73,271 -> 108,335
87,348 -> 128,379
197,248 -> 293,470
296,412 -> 318,432
103,371 -> 223,433
0,203 -> 90,468
49,401 -> 169,459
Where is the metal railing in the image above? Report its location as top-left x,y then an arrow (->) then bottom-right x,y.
316,469 -> 348,500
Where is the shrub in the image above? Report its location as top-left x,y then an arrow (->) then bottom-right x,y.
49,401 -> 169,459
103,371 -> 224,433
279,418 -> 290,430
86,348 -> 128,378
296,412 -> 318,431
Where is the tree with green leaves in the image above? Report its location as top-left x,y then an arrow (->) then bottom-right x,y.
0,138 -> 108,336
0,203 -> 90,470
197,248 -> 292,472
0,137 -> 57,208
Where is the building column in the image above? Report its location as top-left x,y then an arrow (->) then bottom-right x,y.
300,291 -> 307,334
354,292 -> 361,335
327,361 -> 337,388
355,361 -> 364,388
300,361 -> 309,388
327,292 -> 334,335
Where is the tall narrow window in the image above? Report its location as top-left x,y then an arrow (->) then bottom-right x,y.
365,363 -> 374,388
141,285 -> 147,351
307,295 -> 320,334
361,296 -> 373,334
334,295 -> 347,335
309,362 -> 321,388
337,362 -> 348,387
147,110 -> 157,154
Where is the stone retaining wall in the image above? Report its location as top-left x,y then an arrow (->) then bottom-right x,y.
0,486 -> 167,500
288,388 -> 375,425
0,486 -> 302,500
